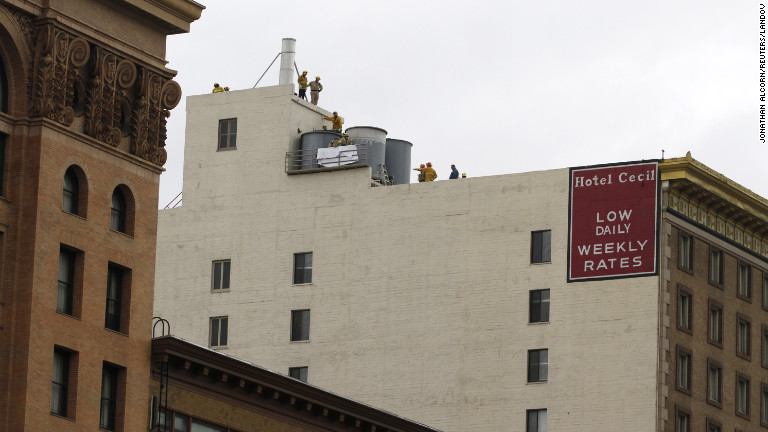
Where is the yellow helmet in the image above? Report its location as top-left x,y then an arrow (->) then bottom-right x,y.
333,111 -> 338,115
316,76 -> 321,80
302,71 -> 307,74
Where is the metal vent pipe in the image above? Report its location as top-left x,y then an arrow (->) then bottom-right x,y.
279,38 -> 296,85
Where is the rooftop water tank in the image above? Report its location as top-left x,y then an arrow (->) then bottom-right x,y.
300,130 -> 341,170
346,126 -> 387,181
385,139 -> 412,185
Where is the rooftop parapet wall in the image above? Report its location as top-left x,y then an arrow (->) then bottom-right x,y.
660,153 -> 768,260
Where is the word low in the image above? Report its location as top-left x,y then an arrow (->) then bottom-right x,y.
595,209 -> 632,236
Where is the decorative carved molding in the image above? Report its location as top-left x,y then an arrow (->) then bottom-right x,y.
26,21 -> 178,167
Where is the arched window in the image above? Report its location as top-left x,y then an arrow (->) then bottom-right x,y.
62,168 -> 79,214
110,188 -> 126,232
0,53 -> 7,113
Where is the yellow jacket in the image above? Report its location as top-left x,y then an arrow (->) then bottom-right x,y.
324,115 -> 343,130
413,167 -> 437,181
298,75 -> 308,89
212,86 -> 224,93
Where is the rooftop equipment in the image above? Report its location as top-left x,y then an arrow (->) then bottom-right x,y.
346,126 -> 388,182
384,139 -> 412,185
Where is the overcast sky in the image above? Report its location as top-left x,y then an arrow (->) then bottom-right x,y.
160,1 -> 765,208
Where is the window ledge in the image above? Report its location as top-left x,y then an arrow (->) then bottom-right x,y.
737,294 -> 753,304
530,262 -> 552,266
216,147 -> 237,152
707,340 -> 723,349
104,328 -> 129,337
525,381 -> 547,385
292,283 -> 313,287
0,196 -> 9,204
677,265 -> 694,275
211,346 -> 228,350
211,289 -> 231,293
109,229 -> 134,239
55,310 -> 80,320
706,399 -> 723,409
62,209 -> 87,220
527,321 -> 550,326
290,340 -> 310,344
50,412 -> 75,422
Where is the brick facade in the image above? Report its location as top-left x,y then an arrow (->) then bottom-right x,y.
0,1 -> 202,430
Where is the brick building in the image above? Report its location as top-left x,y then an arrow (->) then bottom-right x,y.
0,1 -> 203,430
153,84 -> 768,431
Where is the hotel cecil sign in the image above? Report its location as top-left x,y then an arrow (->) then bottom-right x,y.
567,161 -> 659,282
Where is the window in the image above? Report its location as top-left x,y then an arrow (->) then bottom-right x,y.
677,287 -> 692,333
0,54 -> 7,113
762,325 -> 768,368
62,168 -> 80,214
762,273 -> 768,310
709,247 -> 723,286
737,314 -> 751,359
105,265 -> 130,333
761,383 -> 768,426
708,300 -> 723,347
529,289 -> 550,323
110,188 -> 126,232
526,409 -> 546,432
210,316 -> 228,348
293,252 -> 312,284
99,363 -> 120,431
57,247 -> 76,315
737,261 -> 751,300
291,309 -> 310,341
707,359 -> 722,407
51,348 -> 71,416
676,346 -> 692,394
211,260 -> 231,291
289,366 -> 308,383
705,419 -> 721,432
675,407 -> 690,432
0,135 -> 5,196
678,231 -> 692,271
530,230 -> 551,263
736,373 -> 750,418
218,118 -> 237,149
527,349 -> 548,383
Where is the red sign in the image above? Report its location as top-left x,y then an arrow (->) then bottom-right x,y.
568,162 -> 659,282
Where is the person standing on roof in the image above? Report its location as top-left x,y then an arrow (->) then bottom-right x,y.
322,111 -> 343,131
298,71 -> 308,100
449,164 -> 459,179
415,164 -> 426,182
212,83 -> 224,93
309,76 -> 323,105
413,162 -> 437,182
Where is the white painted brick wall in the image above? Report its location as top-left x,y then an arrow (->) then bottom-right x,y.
155,86 -> 659,432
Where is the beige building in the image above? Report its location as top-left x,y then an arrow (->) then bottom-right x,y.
153,85 -> 768,431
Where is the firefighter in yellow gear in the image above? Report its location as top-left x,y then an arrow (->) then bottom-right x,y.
298,71 -> 308,100
413,162 -> 437,181
212,83 -> 224,93
323,111 -> 343,131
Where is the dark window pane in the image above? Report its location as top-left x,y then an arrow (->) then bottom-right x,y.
291,310 -> 310,341
100,365 -> 118,430
219,318 -> 228,346
57,248 -> 75,315
110,190 -> 126,232
213,262 -> 221,290
222,261 -> 230,289
63,169 -> 79,214
211,319 -> 220,346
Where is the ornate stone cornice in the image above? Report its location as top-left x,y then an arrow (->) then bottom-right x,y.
661,153 -> 768,258
25,20 -> 180,166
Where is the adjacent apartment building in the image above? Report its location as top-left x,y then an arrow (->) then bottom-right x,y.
0,1 -> 203,430
153,84 -> 768,432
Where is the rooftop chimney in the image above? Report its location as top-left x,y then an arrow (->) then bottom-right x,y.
279,38 -> 296,86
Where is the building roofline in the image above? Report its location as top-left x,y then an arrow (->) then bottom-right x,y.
109,0 -> 205,34
152,335 -> 444,432
660,152 -> 768,223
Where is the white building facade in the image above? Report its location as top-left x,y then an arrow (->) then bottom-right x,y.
154,85 -> 664,431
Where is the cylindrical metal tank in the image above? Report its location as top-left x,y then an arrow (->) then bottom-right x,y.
345,126 -> 387,180
279,38 -> 296,86
300,130 -> 340,170
385,139 -> 412,185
